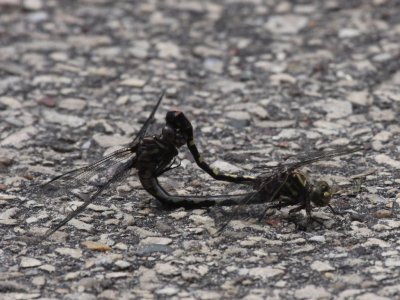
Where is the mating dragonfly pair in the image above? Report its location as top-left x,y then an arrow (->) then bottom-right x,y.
36,92 -> 367,241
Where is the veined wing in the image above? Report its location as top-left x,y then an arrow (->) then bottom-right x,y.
35,91 -> 166,240
40,90 -> 165,195
40,155 -> 137,241
257,144 -> 369,181
39,147 -> 137,196
216,144 -> 369,233
130,90 -> 165,146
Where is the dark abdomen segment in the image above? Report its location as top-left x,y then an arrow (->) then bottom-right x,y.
139,171 -> 263,208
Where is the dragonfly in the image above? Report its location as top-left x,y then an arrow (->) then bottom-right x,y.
35,91 -> 368,240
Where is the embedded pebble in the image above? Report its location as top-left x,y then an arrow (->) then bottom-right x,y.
140,237 -> 173,245
294,285 -> 330,299
154,263 -> 180,276
81,241 -> 112,252
265,15 -> 308,34
242,267 -> 285,279
43,110 -> 85,128
374,154 -> 400,169
310,261 -> 335,272
0,126 -> 39,149
59,98 -> 87,111
55,248 -> 83,259
69,219 -> 93,232
209,160 -> 242,173
20,257 -> 42,268
92,134 -> 131,148
347,91 -> 373,106
119,78 -> 147,88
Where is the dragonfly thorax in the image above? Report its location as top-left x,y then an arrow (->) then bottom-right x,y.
161,124 -> 188,148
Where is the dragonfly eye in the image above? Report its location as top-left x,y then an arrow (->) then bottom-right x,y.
310,181 -> 332,207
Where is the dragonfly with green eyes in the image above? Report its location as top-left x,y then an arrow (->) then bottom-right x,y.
35,92 -> 367,240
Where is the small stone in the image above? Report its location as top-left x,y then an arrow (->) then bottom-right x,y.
23,0 -> 43,11
105,272 -> 129,279
384,258 -> 400,267
356,293 -> 391,300
347,91 -> 373,106
189,215 -> 215,226
119,78 -> 147,88
43,110 -> 85,128
310,261 -> 335,272
81,241 -> 112,252
244,267 -> 285,279
363,238 -> 390,248
169,211 -> 188,220
128,226 -> 159,238
154,263 -> 180,276
20,257 -> 42,268
114,242 -> 128,250
156,286 -> 179,296
209,160 -> 242,174
39,264 -> 56,273
157,42 -> 181,59
31,276 -> 46,286
383,220 -> 400,229
295,285 -> 330,299
265,15 -> 308,34
273,129 -> 301,140
373,131 -> 392,142
114,260 -> 131,269
320,98 -> 353,120
0,194 -> 17,200
338,28 -> 361,38
0,126 -> 39,149
0,219 -> 18,225
55,247 -> 83,259
59,98 -> 87,111
225,111 -> 251,122
136,244 -> 173,255
140,237 -> 173,245
37,97 -> 57,107
369,107 -> 395,121
204,57 -> 223,74
0,207 -> 18,219
270,73 -> 297,85
67,35 -> 111,48
309,236 -> 326,243
0,96 -> 22,109
69,218 -> 93,232
374,154 -> 400,169
375,209 -> 392,218
93,134 -> 131,148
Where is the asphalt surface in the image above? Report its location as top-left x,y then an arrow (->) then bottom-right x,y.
0,0 -> 399,299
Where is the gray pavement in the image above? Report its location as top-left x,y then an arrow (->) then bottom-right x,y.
0,0 -> 399,299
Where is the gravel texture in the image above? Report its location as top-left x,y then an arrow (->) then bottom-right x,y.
1,0 -> 400,299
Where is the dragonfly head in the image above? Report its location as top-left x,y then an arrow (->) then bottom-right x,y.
163,111 -> 193,148
310,181 -> 332,207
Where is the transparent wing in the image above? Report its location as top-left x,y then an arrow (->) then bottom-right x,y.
32,91 -> 166,240
256,144 -> 368,180
39,155 -> 137,241
37,147 -> 137,196
129,90 -> 165,146
216,144 -> 369,233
